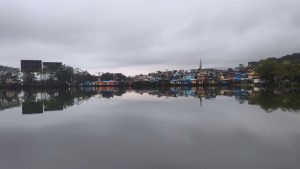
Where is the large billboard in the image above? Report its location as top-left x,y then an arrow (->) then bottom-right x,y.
43,62 -> 62,72
21,60 -> 42,72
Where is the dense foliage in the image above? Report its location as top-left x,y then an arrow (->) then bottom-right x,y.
100,72 -> 127,81
52,65 -> 97,85
0,64 -> 99,86
256,53 -> 300,83
0,65 -> 20,85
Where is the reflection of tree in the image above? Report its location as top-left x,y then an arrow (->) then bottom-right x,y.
233,89 -> 249,104
115,88 -> 126,96
248,92 -> 300,112
51,88 -> 98,109
0,87 -> 299,113
0,90 -> 22,111
101,90 -> 114,98
0,87 -> 128,113
23,89 -> 40,102
144,87 -> 300,113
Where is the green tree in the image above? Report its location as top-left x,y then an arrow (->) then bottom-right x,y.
100,72 -> 114,81
55,65 -> 74,84
256,59 -> 279,82
23,72 -> 36,85
238,64 -> 245,72
0,65 -> 20,85
113,73 -> 126,82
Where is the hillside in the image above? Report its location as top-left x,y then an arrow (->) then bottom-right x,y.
277,53 -> 300,64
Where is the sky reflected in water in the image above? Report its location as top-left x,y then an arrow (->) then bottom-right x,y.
0,87 -> 300,169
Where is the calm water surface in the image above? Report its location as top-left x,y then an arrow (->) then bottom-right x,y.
0,87 -> 300,169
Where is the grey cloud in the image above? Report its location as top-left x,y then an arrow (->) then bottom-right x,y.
0,0 -> 299,75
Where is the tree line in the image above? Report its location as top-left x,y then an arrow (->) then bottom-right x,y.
0,64 -> 128,86
256,53 -> 300,83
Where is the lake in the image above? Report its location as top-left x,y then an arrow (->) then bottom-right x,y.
0,87 -> 300,169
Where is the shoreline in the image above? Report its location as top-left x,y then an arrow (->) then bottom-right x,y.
1,82 -> 297,89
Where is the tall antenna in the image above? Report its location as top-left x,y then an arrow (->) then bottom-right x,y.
199,59 -> 202,70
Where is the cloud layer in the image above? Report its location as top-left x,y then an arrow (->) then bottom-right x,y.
0,0 -> 300,75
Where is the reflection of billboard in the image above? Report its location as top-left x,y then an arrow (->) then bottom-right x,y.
22,102 -> 43,114
44,101 -> 64,111
43,62 -> 62,72
21,60 -> 42,72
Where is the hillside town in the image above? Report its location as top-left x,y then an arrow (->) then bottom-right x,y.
0,59 -> 260,87
129,60 -> 260,86
130,53 -> 300,86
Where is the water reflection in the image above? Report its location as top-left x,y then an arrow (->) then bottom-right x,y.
0,88 -> 127,114
0,87 -> 300,169
0,90 -> 22,111
0,87 -> 299,113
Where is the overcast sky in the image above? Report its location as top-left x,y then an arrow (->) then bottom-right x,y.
0,0 -> 300,75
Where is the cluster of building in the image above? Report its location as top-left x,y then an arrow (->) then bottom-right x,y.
1,59 -> 262,87
132,61 -> 261,85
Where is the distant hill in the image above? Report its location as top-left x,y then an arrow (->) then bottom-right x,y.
277,53 -> 300,64
0,65 -> 19,72
252,53 -> 300,65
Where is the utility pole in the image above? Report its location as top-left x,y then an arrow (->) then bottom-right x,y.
199,59 -> 202,70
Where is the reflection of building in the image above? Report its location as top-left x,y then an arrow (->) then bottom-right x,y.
1,87 -> 298,114
96,80 -> 118,86
22,102 -> 43,114
21,60 -> 42,72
